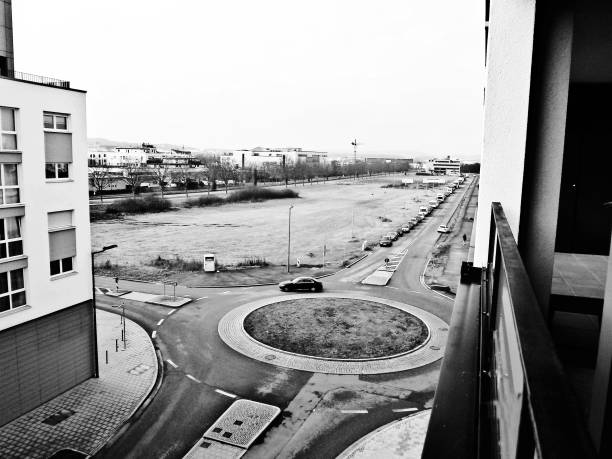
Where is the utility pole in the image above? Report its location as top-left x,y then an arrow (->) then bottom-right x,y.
287,205 -> 294,273
351,139 -> 358,180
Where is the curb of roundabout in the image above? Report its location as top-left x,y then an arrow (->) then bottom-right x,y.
218,293 -> 449,375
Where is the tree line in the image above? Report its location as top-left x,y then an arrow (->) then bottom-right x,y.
89,155 -> 413,201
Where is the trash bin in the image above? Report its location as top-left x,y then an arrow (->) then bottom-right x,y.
204,253 -> 216,272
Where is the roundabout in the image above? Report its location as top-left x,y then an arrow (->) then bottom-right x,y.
218,293 -> 448,374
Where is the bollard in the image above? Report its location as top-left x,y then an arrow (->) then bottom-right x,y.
115,339 -> 118,352
105,350 -> 108,364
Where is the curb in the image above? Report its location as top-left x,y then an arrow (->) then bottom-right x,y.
95,253 -> 370,290
92,318 -> 165,456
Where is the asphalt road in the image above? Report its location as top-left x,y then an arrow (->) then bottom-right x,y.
93,178 -> 475,459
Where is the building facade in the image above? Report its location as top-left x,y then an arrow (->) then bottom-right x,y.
428,156 -> 461,175
0,1 -> 94,427
424,0 -> 612,457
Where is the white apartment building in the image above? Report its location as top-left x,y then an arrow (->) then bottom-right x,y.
428,156 -> 461,175
224,147 -> 328,169
0,1 -> 94,427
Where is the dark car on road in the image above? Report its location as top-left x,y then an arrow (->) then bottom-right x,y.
279,276 -> 323,292
379,236 -> 393,247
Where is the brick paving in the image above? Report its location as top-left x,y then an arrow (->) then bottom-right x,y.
0,310 -> 158,458
218,293 -> 448,374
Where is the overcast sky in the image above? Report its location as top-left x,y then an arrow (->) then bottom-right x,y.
13,1 -> 483,158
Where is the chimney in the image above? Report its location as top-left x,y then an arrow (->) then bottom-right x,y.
0,0 -> 14,77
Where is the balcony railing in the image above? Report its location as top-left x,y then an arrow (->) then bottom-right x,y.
422,202 -> 596,458
1,70 -> 70,89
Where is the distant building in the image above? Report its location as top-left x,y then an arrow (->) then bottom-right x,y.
365,157 -> 413,170
224,147 -> 328,169
428,156 -> 461,175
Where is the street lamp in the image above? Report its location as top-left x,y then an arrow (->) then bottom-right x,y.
91,244 -> 117,378
287,205 -> 294,273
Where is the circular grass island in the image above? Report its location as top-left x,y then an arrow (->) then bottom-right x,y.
243,297 -> 429,360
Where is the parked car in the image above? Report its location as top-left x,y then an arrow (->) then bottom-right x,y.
386,231 -> 399,241
437,224 -> 450,233
401,223 -> 412,233
416,214 -> 425,222
279,277 -> 323,292
410,217 -> 419,225
395,227 -> 405,236
379,236 -> 393,247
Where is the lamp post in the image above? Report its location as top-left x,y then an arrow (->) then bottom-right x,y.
287,205 -> 294,273
91,244 -> 117,378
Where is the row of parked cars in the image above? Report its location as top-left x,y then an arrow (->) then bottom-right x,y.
379,182 -> 461,247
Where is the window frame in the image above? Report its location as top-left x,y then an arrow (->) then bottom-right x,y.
45,162 -> 70,180
43,112 -> 70,132
0,106 -> 18,151
0,163 -> 20,206
50,256 -> 75,277
0,267 -> 26,313
0,216 -> 23,260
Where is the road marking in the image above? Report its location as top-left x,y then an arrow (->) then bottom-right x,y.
392,407 -> 418,413
195,296 -> 208,301
215,389 -> 237,398
186,374 -> 201,383
340,409 -> 368,414
220,291 -> 231,295
386,286 -> 400,290
151,331 -> 157,339
167,310 -> 175,316
166,359 -> 178,368
157,319 -> 164,326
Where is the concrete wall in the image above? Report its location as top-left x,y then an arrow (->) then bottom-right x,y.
0,78 -> 92,331
473,0 -> 537,266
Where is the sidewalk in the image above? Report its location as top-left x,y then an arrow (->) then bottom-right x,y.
337,410 -> 431,459
0,310 -> 158,458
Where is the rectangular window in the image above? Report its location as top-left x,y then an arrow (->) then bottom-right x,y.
44,112 -> 71,179
0,164 -> 19,205
49,211 -> 75,277
43,112 -> 68,131
0,268 -> 26,313
50,256 -> 74,277
1,107 -> 17,151
0,217 -> 23,260
45,162 -> 70,179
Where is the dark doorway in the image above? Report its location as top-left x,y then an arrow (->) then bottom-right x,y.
556,83 -> 612,255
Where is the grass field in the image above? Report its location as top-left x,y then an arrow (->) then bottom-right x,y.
243,298 -> 429,359
91,174 -> 449,269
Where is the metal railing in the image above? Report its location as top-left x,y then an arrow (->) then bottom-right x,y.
1,70 -> 70,89
422,202 -> 596,458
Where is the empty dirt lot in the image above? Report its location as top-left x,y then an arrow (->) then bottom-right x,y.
91,175 -> 449,269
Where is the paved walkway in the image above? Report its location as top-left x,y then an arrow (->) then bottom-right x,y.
218,293 -> 448,374
337,410 -> 431,459
0,310 -> 158,458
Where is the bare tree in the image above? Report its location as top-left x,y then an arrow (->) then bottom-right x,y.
172,165 -> 192,198
89,167 -> 110,202
217,162 -> 237,194
151,165 -> 169,198
124,163 -> 144,197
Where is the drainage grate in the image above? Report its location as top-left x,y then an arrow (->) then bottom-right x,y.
127,364 -> 151,375
200,442 -> 211,449
42,409 -> 76,426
